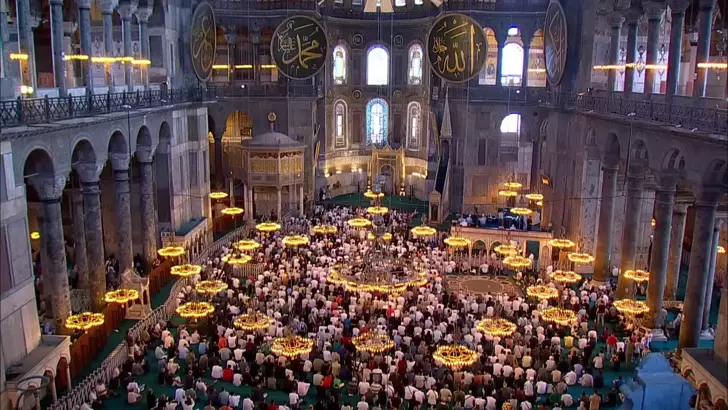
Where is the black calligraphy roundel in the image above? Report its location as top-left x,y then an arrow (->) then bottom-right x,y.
190,1 -> 216,82
544,0 -> 568,86
427,13 -> 487,83
271,16 -> 328,81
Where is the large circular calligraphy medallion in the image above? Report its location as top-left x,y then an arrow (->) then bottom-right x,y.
427,14 -> 487,83
544,0 -> 568,86
271,16 -> 328,81
190,1 -> 216,82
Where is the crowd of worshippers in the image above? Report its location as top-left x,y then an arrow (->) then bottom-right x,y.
83,207 -> 659,410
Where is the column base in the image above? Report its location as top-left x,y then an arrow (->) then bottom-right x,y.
648,328 -> 668,342
700,329 -> 715,340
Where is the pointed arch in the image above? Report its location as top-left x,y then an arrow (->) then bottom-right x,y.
479,28 -> 498,85
333,44 -> 347,85
366,98 -> 388,145
527,29 -> 546,87
367,45 -> 389,85
407,44 -> 424,85
406,101 -> 422,150
333,100 -> 347,148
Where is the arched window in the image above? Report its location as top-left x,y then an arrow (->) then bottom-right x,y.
334,101 -> 347,148
407,102 -> 421,149
501,44 -> 524,86
500,113 -> 521,134
408,44 -> 423,85
527,30 -> 546,87
395,0 -> 405,6
366,98 -> 388,145
478,28 -> 498,85
333,45 -> 347,85
367,46 -> 389,85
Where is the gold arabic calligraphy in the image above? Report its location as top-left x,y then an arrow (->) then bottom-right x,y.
273,17 -> 326,79
190,4 -> 216,80
429,15 -> 485,82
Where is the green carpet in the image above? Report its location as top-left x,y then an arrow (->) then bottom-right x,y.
319,193 -> 429,214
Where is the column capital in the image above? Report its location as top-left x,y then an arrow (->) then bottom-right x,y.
74,162 -> 103,184
29,175 -> 67,201
49,0 -> 63,5
655,172 -> 680,191
76,0 -> 93,9
225,32 -> 238,44
109,153 -> 131,171
698,0 -> 715,11
136,147 -> 155,163
642,2 -> 666,20
607,11 -> 625,28
102,0 -> 118,14
135,6 -> 152,23
623,6 -> 643,24
117,1 -> 138,20
602,161 -> 620,172
667,0 -> 690,12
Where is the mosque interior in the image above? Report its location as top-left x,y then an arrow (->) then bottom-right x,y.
0,0 -> 727,409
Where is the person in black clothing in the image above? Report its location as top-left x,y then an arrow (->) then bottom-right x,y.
146,389 -> 157,410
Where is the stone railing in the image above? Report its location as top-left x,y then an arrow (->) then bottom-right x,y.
48,225 -> 249,410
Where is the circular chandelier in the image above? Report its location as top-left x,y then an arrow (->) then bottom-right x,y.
526,285 -> 559,299
176,301 -> 215,319
270,334 -> 315,358
444,236 -> 471,248
494,244 -> 519,256
282,234 -> 310,247
540,307 -> 577,326
222,253 -> 253,265
367,206 -> 389,215
623,269 -> 650,282
352,332 -> 395,354
65,312 -> 105,331
158,246 -> 185,257
548,238 -> 575,248
503,181 -> 522,189
256,222 -> 281,233
498,190 -> 518,197
510,207 -> 533,216
30,231 -> 40,240
171,264 -> 202,277
364,190 -> 385,199
525,193 -> 544,201
411,225 -> 437,237
234,312 -> 274,332
613,299 -> 649,315
549,270 -> 582,284
237,239 -> 261,252
347,217 -> 372,228
475,318 -> 517,338
433,345 -> 478,370
195,280 -> 228,295
221,207 -> 244,216
367,232 -> 392,241
568,252 -> 595,264
104,289 -> 140,304
312,224 -> 338,235
503,255 -> 532,269
209,192 -> 228,199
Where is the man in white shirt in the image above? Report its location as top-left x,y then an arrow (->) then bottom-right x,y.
289,391 -> 300,408
243,397 -> 255,410
536,380 -> 548,395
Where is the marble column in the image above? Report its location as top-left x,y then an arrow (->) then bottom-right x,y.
30,175 -> 71,334
76,163 -> 106,312
118,1 -> 137,92
138,151 -> 157,265
77,0 -> 94,94
593,163 -> 619,283
530,139 -> 542,192
102,0 -> 116,88
495,30 -> 507,86
225,32 -> 237,83
1,0 -> 10,80
642,2 -> 664,94
15,0 -> 37,94
49,0 -> 66,95
623,8 -> 641,95
277,188 -> 282,220
679,192 -> 720,350
702,220 -> 722,330
607,13 -> 624,92
136,7 -> 152,89
714,286 -> 728,363
692,0 -> 715,98
299,185 -> 304,215
520,31 -> 532,88
665,200 -> 690,300
111,153 -> 133,273
666,0 -> 689,99
214,136 -> 224,189
616,174 -> 645,299
645,179 -> 677,330
71,189 -> 89,290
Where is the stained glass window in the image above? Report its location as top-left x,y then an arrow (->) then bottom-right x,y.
367,46 -> 389,85
478,28 -> 498,85
333,45 -> 346,85
407,102 -> 421,149
335,101 -> 346,148
408,44 -> 423,85
366,98 -> 388,145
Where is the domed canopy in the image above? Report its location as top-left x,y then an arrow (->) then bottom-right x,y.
242,131 -> 305,149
